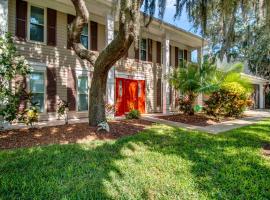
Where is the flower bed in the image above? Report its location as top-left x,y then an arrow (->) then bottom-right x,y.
0,119 -> 152,149
156,113 -> 238,126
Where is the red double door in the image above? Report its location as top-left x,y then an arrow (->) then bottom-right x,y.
115,78 -> 145,116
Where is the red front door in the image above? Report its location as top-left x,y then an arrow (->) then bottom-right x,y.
115,78 -> 145,116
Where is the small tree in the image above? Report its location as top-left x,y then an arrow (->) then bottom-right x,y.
0,33 -> 31,123
169,61 -> 217,115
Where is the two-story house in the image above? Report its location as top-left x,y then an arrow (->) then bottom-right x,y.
1,0 -> 205,120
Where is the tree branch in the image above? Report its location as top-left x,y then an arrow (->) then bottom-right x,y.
68,0 -> 98,65
94,0 -> 142,74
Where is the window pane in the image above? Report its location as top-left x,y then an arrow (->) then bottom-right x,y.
141,50 -> 146,61
82,25 -> 88,35
78,76 -> 88,93
178,50 -> 183,59
78,94 -> 88,111
30,6 -> 44,25
80,35 -> 88,49
141,39 -> 146,50
30,72 -> 44,93
32,93 -> 44,112
30,24 -> 44,42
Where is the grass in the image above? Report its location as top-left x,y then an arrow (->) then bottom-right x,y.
0,120 -> 270,199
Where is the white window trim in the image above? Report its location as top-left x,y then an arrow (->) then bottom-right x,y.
140,38 -> 148,62
27,63 -> 47,114
27,4 -> 47,45
76,70 -> 90,112
81,23 -> 90,49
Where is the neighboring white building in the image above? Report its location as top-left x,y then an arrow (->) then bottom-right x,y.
217,59 -> 269,109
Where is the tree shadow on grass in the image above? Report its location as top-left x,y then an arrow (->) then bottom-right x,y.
0,121 -> 270,199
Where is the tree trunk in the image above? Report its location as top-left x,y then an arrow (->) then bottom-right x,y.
88,69 -> 108,126
69,0 -> 143,127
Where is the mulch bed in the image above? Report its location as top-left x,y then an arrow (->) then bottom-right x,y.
262,143 -> 270,157
156,113 -> 234,127
0,119 -> 152,150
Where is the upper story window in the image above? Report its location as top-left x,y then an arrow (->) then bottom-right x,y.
178,49 -> 184,67
29,6 -> 45,42
140,39 -> 147,61
81,24 -> 89,49
77,76 -> 88,111
30,72 -> 45,112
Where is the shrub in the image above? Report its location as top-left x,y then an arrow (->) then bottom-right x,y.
204,82 -> 252,118
176,95 -> 196,115
0,33 -> 31,123
105,104 -> 115,120
126,109 -> 141,119
24,106 -> 39,128
57,99 -> 69,124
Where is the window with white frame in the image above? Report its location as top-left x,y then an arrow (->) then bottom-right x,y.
178,49 -> 184,67
77,76 -> 88,111
29,5 -> 45,42
140,38 -> 147,61
80,24 -> 89,49
30,72 -> 45,112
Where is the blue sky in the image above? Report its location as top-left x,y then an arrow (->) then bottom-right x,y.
144,0 -> 200,36
142,1 -> 200,62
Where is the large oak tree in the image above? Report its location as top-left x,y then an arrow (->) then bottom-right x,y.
68,0 -> 269,126
68,0 -> 143,126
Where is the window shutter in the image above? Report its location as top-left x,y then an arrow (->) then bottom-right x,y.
135,47 -> 139,60
47,8 -> 57,46
67,68 -> 76,111
156,78 -> 161,107
184,49 -> 188,61
175,47 -> 179,67
15,75 -> 27,112
67,14 -> 75,49
16,0 -> 27,40
147,39 -> 152,62
156,41 -> 161,64
90,21 -> 98,51
46,66 -> 57,112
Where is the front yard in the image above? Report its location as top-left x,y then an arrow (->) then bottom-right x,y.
1,120 -> 270,199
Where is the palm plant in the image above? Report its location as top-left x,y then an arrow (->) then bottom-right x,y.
169,61 -> 217,115
215,62 -> 253,93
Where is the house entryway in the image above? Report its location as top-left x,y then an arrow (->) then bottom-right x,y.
115,78 -> 145,116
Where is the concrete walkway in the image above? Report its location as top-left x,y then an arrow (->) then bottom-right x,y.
142,110 -> 270,134
1,118 -> 89,130
2,110 -> 270,134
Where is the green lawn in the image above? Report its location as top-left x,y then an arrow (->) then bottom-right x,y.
1,120 -> 270,200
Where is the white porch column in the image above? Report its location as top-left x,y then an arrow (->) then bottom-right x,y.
259,84 -> 265,109
0,0 -> 8,35
162,37 -> 170,114
106,14 -> 115,105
